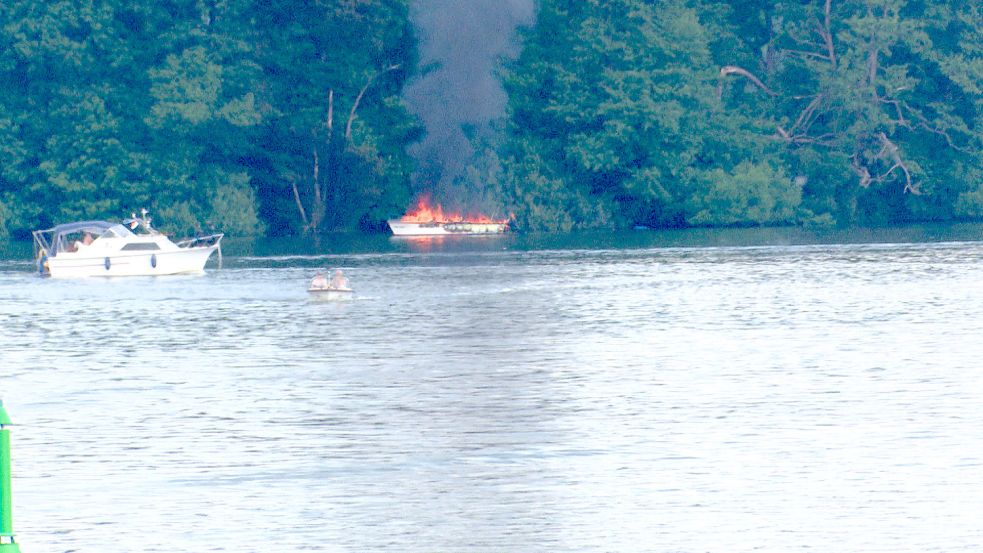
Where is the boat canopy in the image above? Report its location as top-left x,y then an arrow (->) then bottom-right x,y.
33,221 -> 136,256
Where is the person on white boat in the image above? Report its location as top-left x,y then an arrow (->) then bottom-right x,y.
328,269 -> 349,290
310,271 -> 329,290
70,232 -> 94,252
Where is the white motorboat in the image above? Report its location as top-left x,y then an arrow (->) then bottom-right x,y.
33,211 -> 223,278
388,198 -> 510,236
387,220 -> 508,236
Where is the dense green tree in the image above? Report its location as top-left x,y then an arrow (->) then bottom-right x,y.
500,0 -> 800,231
245,0 -> 417,235
501,0 -> 979,231
0,0 -> 977,237
0,0 -> 417,237
716,0 -> 981,225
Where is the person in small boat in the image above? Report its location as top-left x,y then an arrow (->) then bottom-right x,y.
309,270 -> 329,290
328,269 -> 349,290
82,232 -> 94,246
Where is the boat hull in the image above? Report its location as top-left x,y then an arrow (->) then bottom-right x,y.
308,288 -> 354,300
388,220 -> 507,236
44,245 -> 220,278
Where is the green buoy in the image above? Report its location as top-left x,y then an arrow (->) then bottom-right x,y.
0,400 -> 21,553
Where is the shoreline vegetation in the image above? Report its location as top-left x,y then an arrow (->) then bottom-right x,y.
6,221 -> 983,264
0,1 -> 978,239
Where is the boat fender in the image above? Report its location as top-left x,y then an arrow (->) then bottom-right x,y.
104,257 -> 111,271
150,254 -> 157,268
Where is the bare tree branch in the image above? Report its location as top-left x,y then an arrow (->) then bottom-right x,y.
822,0 -> 836,67
784,48 -> 831,61
849,134 -> 918,193
717,65 -> 777,99
852,154 -> 873,187
346,64 -> 400,141
327,89 -> 334,137
790,94 -> 824,135
878,132 -> 917,194
308,90 -> 335,232
775,127 -> 837,147
787,27 -> 819,49
880,97 -> 908,126
901,101 -> 971,153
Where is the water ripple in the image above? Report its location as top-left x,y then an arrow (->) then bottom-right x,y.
2,241 -> 983,551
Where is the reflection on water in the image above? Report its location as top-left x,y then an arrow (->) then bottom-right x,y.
3,229 -> 983,551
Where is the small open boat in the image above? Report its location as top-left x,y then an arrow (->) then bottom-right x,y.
32,210 -> 223,278
307,287 -> 354,300
308,269 -> 352,298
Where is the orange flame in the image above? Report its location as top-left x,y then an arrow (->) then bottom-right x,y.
400,196 -> 507,224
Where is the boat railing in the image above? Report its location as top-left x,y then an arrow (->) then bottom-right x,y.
32,230 -> 52,255
176,233 -> 224,249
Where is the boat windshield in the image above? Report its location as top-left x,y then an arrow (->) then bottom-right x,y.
101,224 -> 135,238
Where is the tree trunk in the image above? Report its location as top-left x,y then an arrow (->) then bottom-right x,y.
311,143 -> 321,231
346,64 -> 400,142
291,178 -> 309,227
822,0 -> 836,67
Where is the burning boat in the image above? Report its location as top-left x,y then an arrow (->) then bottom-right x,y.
388,198 -> 509,236
388,220 -> 508,236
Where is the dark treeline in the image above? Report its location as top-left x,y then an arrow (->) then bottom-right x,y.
0,1 -> 979,237
0,0 -> 419,237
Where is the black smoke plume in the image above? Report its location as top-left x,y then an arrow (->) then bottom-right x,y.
403,0 -> 536,213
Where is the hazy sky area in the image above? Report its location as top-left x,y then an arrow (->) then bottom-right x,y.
403,0 -> 536,202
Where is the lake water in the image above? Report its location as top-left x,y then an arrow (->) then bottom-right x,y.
3,226 -> 983,552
